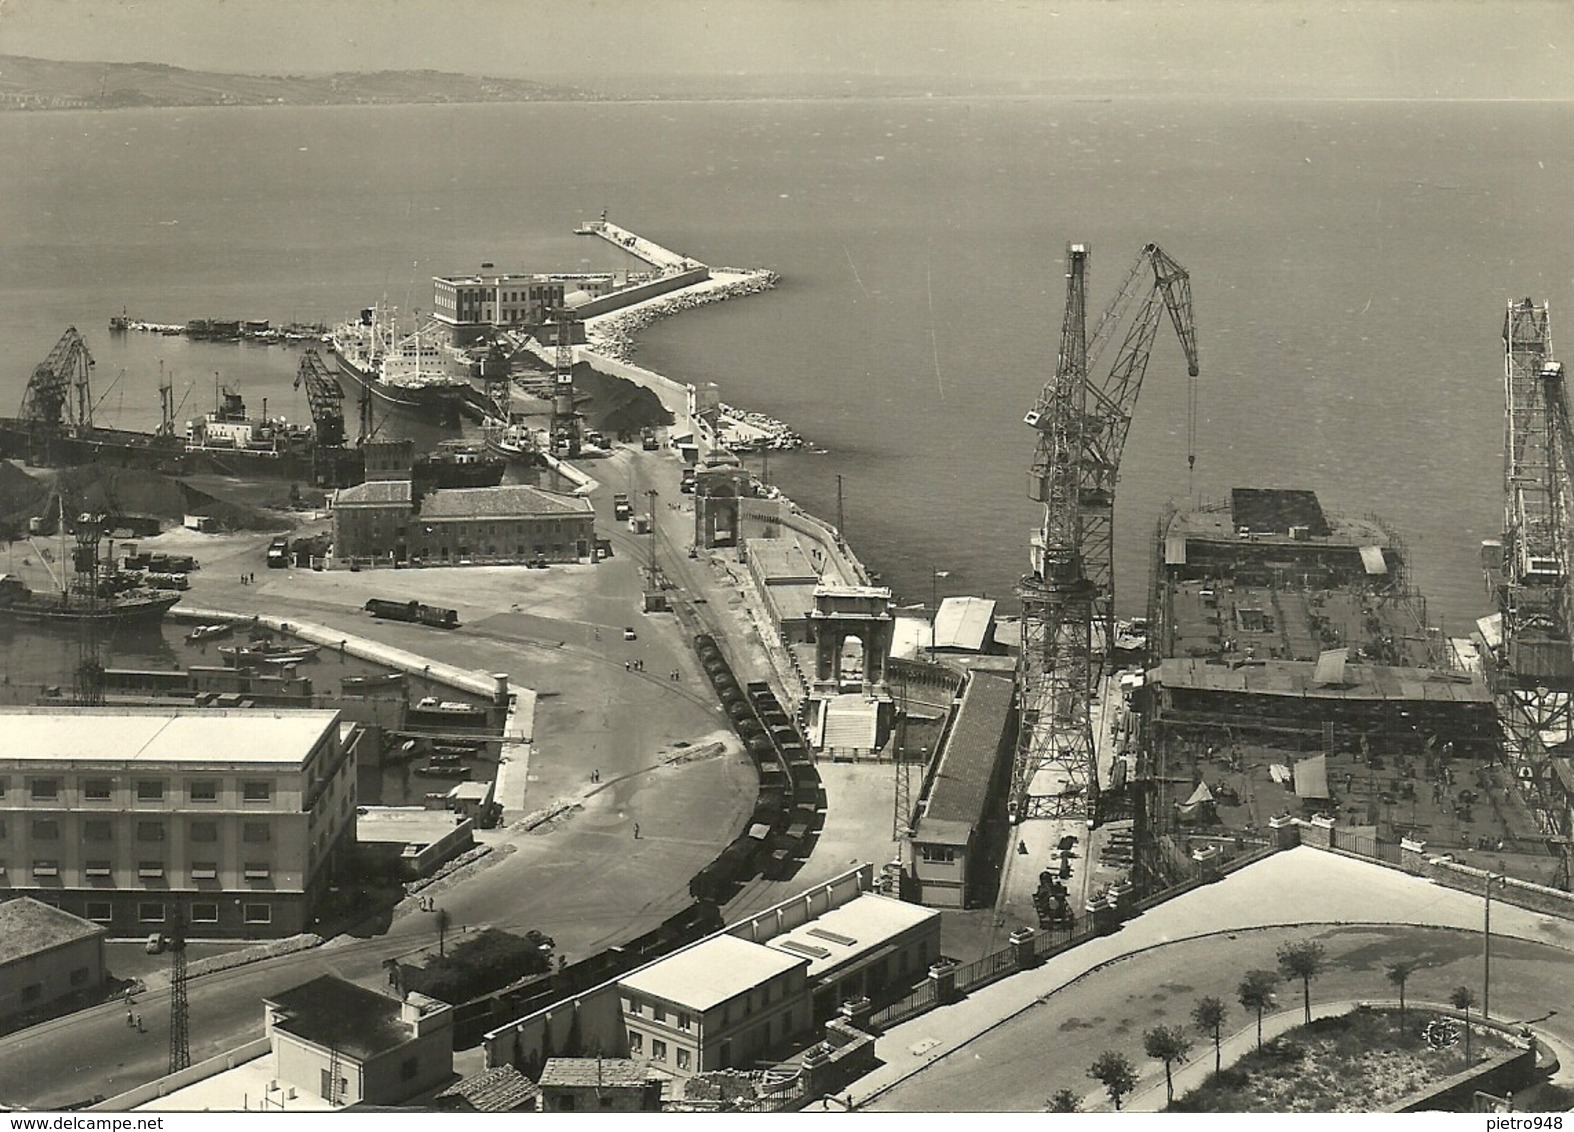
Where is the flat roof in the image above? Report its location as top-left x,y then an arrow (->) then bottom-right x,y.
746,537 -> 819,585
1155,657 -> 1494,704
762,894 -> 938,979
763,581 -> 819,624
0,709 -> 341,766
419,484 -> 594,520
914,671 -> 1015,841
0,898 -> 106,967
264,976 -> 438,1062
619,934 -> 805,1013
356,809 -> 469,846
933,597 -> 997,651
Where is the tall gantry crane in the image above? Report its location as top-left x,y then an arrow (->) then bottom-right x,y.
1489,298 -> 1574,888
551,307 -> 583,457
294,347 -> 347,448
1013,244 -> 1199,822
20,327 -> 96,434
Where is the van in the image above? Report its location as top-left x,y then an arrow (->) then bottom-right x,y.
145,933 -> 165,955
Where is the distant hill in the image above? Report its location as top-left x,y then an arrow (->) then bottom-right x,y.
0,55 -> 592,111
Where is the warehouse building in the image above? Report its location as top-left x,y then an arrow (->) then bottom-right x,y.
332,482 -> 595,568
0,708 -> 360,937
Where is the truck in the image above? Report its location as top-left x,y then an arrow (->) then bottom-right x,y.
363,598 -> 461,629
612,492 -> 632,521
680,467 -> 697,494
266,537 -> 290,569
640,427 -> 659,451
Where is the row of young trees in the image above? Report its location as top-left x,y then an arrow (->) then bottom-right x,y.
1058,939 -> 1482,1110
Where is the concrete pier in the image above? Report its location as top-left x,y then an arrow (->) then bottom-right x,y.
579,218 -> 701,272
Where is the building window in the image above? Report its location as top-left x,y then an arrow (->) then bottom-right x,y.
70,966 -> 91,987
136,780 -> 165,803
85,860 -> 112,877
243,903 -> 271,924
32,819 -> 59,840
137,861 -> 165,879
677,1048 -> 692,1071
628,1030 -> 643,1053
243,862 -> 271,880
654,1005 -> 665,1023
190,902 -> 219,924
677,1011 -> 692,1032
919,844 -> 956,864
138,902 -> 165,923
189,780 -> 218,802
30,778 -> 59,801
84,901 -> 113,922
242,781 -> 272,803
32,859 -> 59,878
191,862 -> 218,880
191,821 -> 218,842
84,778 -> 112,801
243,822 -> 271,843
84,819 -> 112,841
137,821 -> 165,842
651,1039 -> 667,1062
0,775 -> 7,797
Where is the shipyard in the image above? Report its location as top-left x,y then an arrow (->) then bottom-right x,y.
0,1 -> 1570,1120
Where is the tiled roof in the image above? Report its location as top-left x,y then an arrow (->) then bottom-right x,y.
0,898 -> 106,967
916,670 -> 1015,834
538,1058 -> 657,1089
437,1065 -> 540,1112
335,480 -> 413,506
418,485 -> 593,520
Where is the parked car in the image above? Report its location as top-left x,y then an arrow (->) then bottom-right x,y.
623,627 -> 638,640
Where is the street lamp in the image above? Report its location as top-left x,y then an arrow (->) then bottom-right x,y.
930,569 -> 950,660
1484,870 -> 1508,1018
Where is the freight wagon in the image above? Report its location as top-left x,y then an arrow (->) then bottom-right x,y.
363,598 -> 461,628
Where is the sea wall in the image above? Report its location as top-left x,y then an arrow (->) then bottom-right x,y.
572,265 -> 710,319
584,269 -> 780,363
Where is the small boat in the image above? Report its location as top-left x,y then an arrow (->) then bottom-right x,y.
417,764 -> 469,777
342,671 -> 406,689
433,743 -> 480,756
428,753 -> 463,765
219,643 -> 320,664
186,623 -> 235,642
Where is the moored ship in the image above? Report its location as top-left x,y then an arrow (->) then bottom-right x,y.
329,304 -> 468,428
0,574 -> 182,625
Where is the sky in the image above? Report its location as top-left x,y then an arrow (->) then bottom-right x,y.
0,0 -> 1570,100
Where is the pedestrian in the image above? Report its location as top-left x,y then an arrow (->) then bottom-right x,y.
633,822 -> 640,839
136,1014 -> 144,1033
126,1008 -> 135,1028
625,661 -> 631,673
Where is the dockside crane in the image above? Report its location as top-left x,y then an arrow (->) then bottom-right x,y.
1013,244 -> 1199,823
1488,298 -> 1574,888
550,306 -> 583,457
20,326 -> 96,434
294,347 -> 348,448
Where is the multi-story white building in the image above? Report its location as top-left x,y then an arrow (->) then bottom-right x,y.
0,708 -> 360,938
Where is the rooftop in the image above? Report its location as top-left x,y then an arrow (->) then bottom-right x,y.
1155,657 -> 1494,704
0,898 -> 106,967
932,597 -> 997,652
334,480 -> 413,507
915,671 -> 1015,838
619,934 -> 806,1013
436,1065 -> 540,1112
745,536 -> 820,585
760,894 -> 939,979
0,709 -> 341,767
538,1058 -> 658,1090
264,976 -> 441,1063
419,484 -> 594,520
355,808 -> 471,847
1167,494 -> 1391,550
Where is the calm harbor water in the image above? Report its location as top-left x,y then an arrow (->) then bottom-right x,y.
2,98 -> 1570,630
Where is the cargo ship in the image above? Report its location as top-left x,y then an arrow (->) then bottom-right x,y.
329,304 -> 468,428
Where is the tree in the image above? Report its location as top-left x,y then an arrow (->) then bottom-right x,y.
1276,939 -> 1327,1025
1088,1050 -> 1138,1111
1238,969 -> 1279,1049
1143,1024 -> 1193,1106
434,907 -> 452,958
1047,1088 -> 1081,1113
1386,960 -> 1421,1026
1451,985 -> 1478,1064
1192,995 -> 1228,1074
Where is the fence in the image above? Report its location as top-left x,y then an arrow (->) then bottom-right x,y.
869,980 -> 938,1030
1331,826 -> 1402,865
955,946 -> 1016,994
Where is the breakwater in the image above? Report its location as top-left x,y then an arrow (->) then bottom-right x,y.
583,268 -> 781,364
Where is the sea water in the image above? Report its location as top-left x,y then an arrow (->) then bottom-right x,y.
2,97 -> 1569,630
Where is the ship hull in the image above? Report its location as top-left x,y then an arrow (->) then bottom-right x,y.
331,351 -> 464,428
1,593 -> 182,625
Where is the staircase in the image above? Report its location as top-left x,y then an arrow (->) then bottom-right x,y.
818,694 -> 881,759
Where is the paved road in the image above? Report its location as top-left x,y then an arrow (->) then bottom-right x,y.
0,443 -> 771,1111
866,922 -> 1574,1112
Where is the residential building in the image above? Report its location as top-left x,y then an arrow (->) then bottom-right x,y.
907,670 -> 1017,908
0,897 -> 107,1026
619,934 -> 808,1079
263,976 -> 454,1108
0,708 -> 359,937
536,1058 -> 662,1112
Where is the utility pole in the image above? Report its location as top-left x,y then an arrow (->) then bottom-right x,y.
835,474 -> 845,545
167,905 -> 189,1073
892,676 -> 912,839
646,488 -> 659,592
